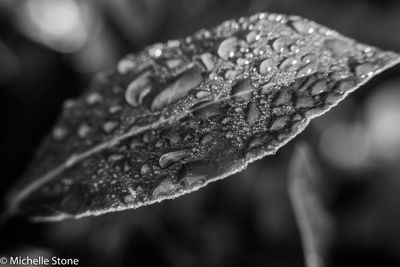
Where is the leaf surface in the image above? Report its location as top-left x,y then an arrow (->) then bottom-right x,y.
8,13 -> 400,221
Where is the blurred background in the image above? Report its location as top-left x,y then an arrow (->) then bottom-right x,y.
1,0 -> 400,266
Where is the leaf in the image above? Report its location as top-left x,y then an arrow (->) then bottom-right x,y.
7,12 -> 400,221
288,143 -> 333,267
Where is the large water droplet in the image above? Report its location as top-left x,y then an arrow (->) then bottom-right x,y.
125,71 -> 151,108
199,53 -> 215,71
152,177 -> 179,198
159,149 -> 192,169
259,58 -> 275,74
217,37 -> 238,60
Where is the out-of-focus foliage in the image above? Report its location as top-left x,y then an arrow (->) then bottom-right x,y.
1,0 -> 400,266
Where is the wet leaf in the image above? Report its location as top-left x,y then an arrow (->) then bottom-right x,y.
288,143 -> 333,267
7,13 -> 400,221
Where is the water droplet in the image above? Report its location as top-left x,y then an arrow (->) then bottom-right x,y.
52,127 -> 67,140
246,31 -> 258,43
311,80 -> 329,95
199,53 -> 215,71
78,123 -> 91,138
231,79 -> 257,101
246,102 -> 261,126
123,188 -> 137,204
152,177 -> 179,198
217,37 -> 238,60
224,70 -> 237,80
109,105 -> 122,114
195,90 -> 212,99
272,37 -> 288,52
86,92 -> 102,105
292,20 -> 314,34
296,62 -> 317,78
149,44 -> 163,58
166,59 -> 182,69
150,68 -> 203,110
102,121 -> 119,133
259,58 -> 275,74
355,63 -> 375,78
159,149 -> 192,169
118,58 -> 135,74
125,71 -> 151,108
279,57 -> 299,71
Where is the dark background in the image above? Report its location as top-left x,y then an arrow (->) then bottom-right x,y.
1,0 -> 400,266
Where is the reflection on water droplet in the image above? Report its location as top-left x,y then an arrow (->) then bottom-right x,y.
292,20 -> 314,34
279,57 -> 299,71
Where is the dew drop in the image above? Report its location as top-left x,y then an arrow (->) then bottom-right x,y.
311,80 -> 329,95
272,37 -> 288,52
217,37 -> 238,60
159,149 -> 192,169
279,57 -> 299,71
102,121 -> 119,133
125,71 -> 151,108
152,177 -> 179,198
118,58 -> 135,74
52,127 -> 67,140
296,62 -> 317,78
78,123 -> 91,138
86,92 -> 102,105
259,58 -> 275,74
199,53 -> 215,71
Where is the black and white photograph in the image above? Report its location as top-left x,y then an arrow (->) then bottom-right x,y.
1,0 -> 400,266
